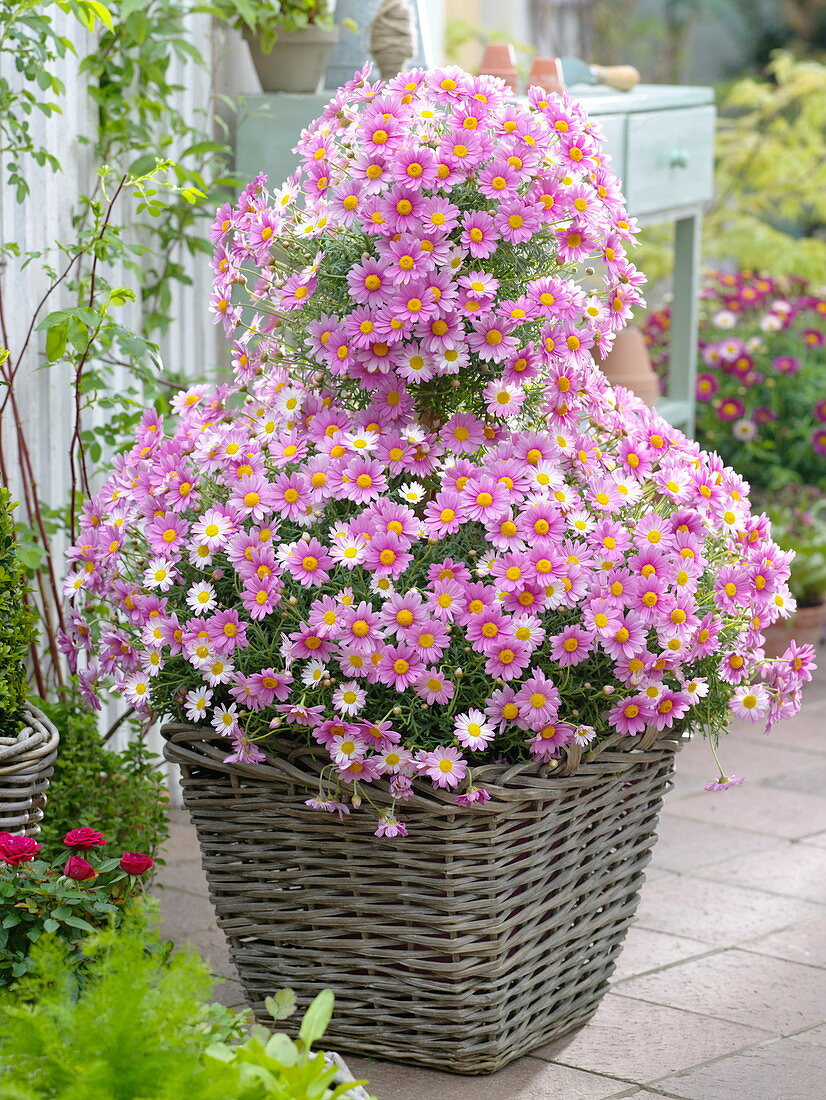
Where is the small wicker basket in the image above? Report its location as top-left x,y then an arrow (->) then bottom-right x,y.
164,722 -> 682,1074
0,704 -> 60,836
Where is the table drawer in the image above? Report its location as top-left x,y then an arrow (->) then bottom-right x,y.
623,105 -> 715,216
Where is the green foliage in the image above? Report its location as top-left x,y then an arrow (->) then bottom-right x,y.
709,51 -> 826,281
0,908 -> 242,1098
0,488 -> 35,738
0,0 -> 112,201
0,909 -> 374,1100
35,691 -> 169,862
205,988 -> 374,1100
204,0 -> 335,51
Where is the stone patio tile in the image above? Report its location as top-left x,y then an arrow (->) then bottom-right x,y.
803,831 -> 826,848
618,949 -> 826,1033
741,915 -> 826,969
610,926 -> 714,982
157,885 -> 220,939
155,854 -> 209,897
691,840 -> 826,904
634,874 -> 824,946
796,1023 -> 826,1046
649,815 -> 776,874
664,785 -> 826,840
766,760 -> 826,797
652,1037 -> 826,1100
210,976 -> 248,1011
344,1054 -> 631,1100
535,992 -> 768,1082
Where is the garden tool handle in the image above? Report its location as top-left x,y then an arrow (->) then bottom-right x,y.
591,64 -> 640,91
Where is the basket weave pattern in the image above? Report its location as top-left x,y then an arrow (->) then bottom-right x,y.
0,705 -> 60,835
164,723 -> 682,1074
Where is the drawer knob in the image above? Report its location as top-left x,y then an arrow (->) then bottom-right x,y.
670,149 -> 689,169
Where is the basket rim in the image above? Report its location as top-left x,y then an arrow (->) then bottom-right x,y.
162,719 -> 684,813
0,703 -> 60,762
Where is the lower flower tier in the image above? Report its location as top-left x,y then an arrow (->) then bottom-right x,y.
163,723 -> 683,1074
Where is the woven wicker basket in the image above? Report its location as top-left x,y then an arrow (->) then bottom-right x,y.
0,704 -> 60,835
164,722 -> 682,1074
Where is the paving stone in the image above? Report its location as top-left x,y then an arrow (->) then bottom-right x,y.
535,992 -> 768,1082
611,926 -> 714,982
619,949 -> 826,1033
692,840 -> 826,903
344,1054 -> 631,1100
665,784 -> 826,840
803,831 -> 826,848
652,1037 -> 826,1100
766,760 -> 826,797
154,854 -> 210,897
742,915 -> 826,968
796,1023 -> 826,1047
210,977 -> 249,1011
156,885 -> 220,939
733,700 -> 826,755
650,815 -> 776,874
634,874 -> 824,947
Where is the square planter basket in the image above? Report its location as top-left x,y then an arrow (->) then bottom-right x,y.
0,704 -> 59,835
163,722 -> 683,1074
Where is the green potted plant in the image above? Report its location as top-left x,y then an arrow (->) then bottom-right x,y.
0,487 -> 58,837
757,487 -> 826,657
207,0 -> 341,94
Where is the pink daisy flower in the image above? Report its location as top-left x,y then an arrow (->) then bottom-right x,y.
376,643 -> 424,690
514,670 -> 560,730
608,694 -> 652,736
418,746 -> 467,789
284,537 -> 333,587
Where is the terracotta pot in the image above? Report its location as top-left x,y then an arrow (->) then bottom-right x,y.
478,43 -> 517,90
593,325 -> 660,407
763,601 -> 826,658
244,25 -> 339,94
528,57 -> 565,96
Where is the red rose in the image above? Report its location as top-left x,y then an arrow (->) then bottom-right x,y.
119,852 -> 154,876
0,832 -> 41,866
63,827 -> 106,849
64,854 -> 97,881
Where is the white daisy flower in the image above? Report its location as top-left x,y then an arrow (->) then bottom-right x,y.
333,681 -> 366,716
184,687 -> 213,722
211,703 -> 240,735
301,659 -> 328,689
186,582 -> 218,616
398,481 -> 425,504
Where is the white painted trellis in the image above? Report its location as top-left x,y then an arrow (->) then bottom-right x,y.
0,10 -> 218,770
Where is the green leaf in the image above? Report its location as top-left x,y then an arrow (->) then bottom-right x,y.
45,320 -> 69,363
298,989 -> 334,1049
108,287 -> 135,307
43,918 -> 59,933
265,988 -> 296,1021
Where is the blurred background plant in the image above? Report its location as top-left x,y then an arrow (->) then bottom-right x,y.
758,486 -> 826,609
644,270 -> 826,491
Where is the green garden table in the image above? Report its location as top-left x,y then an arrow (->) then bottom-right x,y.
235,83 -> 715,434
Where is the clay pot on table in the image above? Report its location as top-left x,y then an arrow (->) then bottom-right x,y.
763,601 -> 826,658
478,43 -> 518,91
592,324 -> 660,407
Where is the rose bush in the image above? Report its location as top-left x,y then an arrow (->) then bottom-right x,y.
63,65 -> 814,833
0,827 -> 153,984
